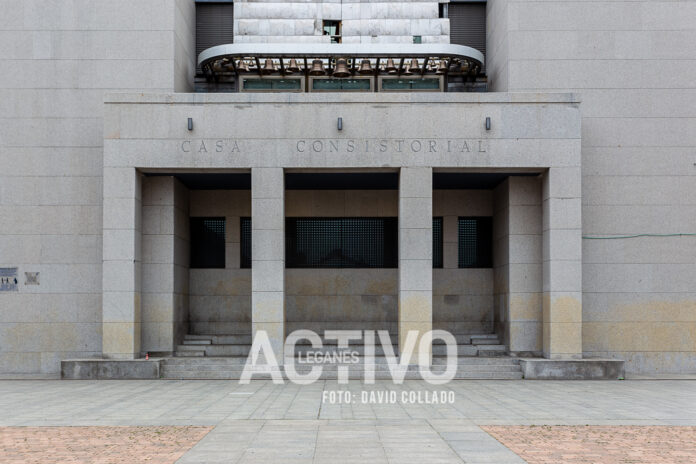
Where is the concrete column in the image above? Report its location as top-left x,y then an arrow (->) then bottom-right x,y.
542,167 -> 583,359
442,215 -> 458,270
251,168 -> 285,363
507,177 -> 543,355
493,181 -> 511,345
141,176 -> 190,355
102,168 -> 142,359
398,167 -> 432,361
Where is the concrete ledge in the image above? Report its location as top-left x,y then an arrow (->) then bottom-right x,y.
104,91 -> 580,105
61,359 -> 162,380
519,358 -> 625,380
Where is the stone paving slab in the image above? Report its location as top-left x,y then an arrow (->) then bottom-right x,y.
0,380 -> 694,463
483,425 -> 696,464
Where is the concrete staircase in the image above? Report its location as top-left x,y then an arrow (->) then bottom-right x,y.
173,333 -> 507,358
174,334 -> 252,357
164,332 -> 521,380
161,356 -> 522,380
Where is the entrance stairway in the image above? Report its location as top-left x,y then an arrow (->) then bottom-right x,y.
163,332 -> 522,380
174,334 -> 251,357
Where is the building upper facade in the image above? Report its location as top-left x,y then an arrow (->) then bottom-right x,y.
232,0 -> 451,44
194,0 -> 488,92
1,0 -> 695,378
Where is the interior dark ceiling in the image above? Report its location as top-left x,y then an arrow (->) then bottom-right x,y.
144,172 -> 540,190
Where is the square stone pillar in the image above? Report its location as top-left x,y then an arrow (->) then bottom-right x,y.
102,168 -> 142,359
141,176 -> 190,355
251,168 -> 285,363
542,167 -> 583,359
398,167 -> 433,362
507,177 -> 543,355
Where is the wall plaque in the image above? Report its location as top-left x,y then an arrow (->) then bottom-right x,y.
25,272 -> 39,285
0,268 -> 18,292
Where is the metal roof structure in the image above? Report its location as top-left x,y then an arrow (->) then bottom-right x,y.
198,43 -> 485,81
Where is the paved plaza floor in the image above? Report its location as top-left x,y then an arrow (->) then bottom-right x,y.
0,379 -> 695,463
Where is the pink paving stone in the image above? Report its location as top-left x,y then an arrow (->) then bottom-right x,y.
482,425 -> 696,464
0,426 -> 212,464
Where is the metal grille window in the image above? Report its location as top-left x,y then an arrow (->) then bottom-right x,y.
286,218 -> 398,268
196,2 -> 234,75
433,217 -> 443,268
240,217 -> 251,269
190,217 -> 226,268
449,2 -> 486,73
322,20 -> 342,43
458,217 -> 492,268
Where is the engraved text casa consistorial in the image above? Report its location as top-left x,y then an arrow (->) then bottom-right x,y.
178,139 -> 487,154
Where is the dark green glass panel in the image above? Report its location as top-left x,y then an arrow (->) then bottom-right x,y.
243,79 -> 273,90
286,218 -> 398,268
458,217 -> 493,268
312,79 -> 370,90
240,217 -> 251,268
190,217 -> 225,269
243,78 -> 300,90
433,217 -> 443,269
382,78 -> 440,90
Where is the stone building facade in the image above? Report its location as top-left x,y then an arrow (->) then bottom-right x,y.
0,0 -> 694,377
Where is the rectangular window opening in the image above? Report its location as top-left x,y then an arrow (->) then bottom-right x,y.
195,2 -> 234,76
286,217 -> 398,268
242,78 -> 302,91
381,78 -> 441,91
458,217 -> 492,268
240,217 -> 251,268
190,217 -> 226,269
433,217 -> 443,269
312,78 -> 371,91
323,20 -> 342,43
448,2 -> 486,74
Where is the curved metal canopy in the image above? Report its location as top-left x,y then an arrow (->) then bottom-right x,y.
198,43 -> 484,80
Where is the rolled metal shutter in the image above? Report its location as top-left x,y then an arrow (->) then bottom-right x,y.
448,2 -> 486,73
196,2 -> 234,75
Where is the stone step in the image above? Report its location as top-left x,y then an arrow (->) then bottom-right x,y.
174,350 -> 205,357
180,333 -> 501,347
182,339 -> 212,345
433,345 -> 479,356
478,351 -> 508,358
176,345 -> 207,351
167,352 -> 518,366
164,363 -> 520,373
289,333 -> 497,346
185,334 -> 252,344
165,363 -> 521,374
469,334 -> 498,339
475,345 -> 507,353
175,344 -> 251,357
291,343 -> 501,357
160,368 -> 522,380
434,356 -> 519,365
162,371 -> 522,380
293,345 -> 393,356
